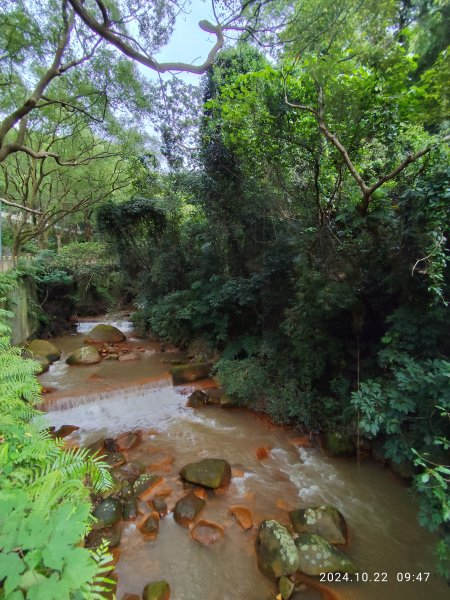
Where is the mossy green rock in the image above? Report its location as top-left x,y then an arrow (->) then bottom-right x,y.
295,533 -> 357,575
173,492 -> 206,527
33,354 -> 50,374
85,324 -> 126,343
256,520 -> 300,579
279,576 -> 295,600
324,431 -> 355,457
179,458 -> 231,489
133,473 -> 162,496
27,339 -> 61,362
66,346 -> 101,365
92,498 -> 122,528
289,505 -> 347,544
169,362 -> 212,385
142,580 -> 170,600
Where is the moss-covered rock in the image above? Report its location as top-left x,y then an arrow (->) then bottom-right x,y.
123,498 -> 138,521
323,431 -> 355,457
255,520 -> 299,579
138,511 -> 160,538
142,581 -> 170,600
295,533 -> 357,576
27,339 -> 61,362
173,492 -> 206,527
133,473 -> 163,498
169,362 -> 212,385
85,324 -> 126,343
289,505 -> 347,544
179,458 -> 231,489
66,346 -> 101,365
92,498 -> 123,528
279,576 -> 295,600
33,354 -> 50,374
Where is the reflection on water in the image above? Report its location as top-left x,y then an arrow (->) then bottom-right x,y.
42,325 -> 449,600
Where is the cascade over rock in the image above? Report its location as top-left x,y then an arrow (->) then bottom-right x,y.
85,324 -> 126,343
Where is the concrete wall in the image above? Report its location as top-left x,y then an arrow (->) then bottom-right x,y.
5,277 -> 39,345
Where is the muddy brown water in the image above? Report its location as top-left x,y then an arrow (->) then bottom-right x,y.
42,321 -> 449,600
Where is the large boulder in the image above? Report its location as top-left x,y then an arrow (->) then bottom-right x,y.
142,581 -> 170,600
169,363 -> 212,385
179,458 -> 231,489
133,474 -> 163,499
66,346 -> 101,365
255,520 -> 299,579
27,339 -> 61,362
289,505 -> 347,544
92,498 -> 123,529
295,533 -> 357,576
173,492 -> 206,527
85,324 -> 126,344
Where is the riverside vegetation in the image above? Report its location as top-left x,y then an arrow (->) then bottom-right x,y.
0,0 -> 449,598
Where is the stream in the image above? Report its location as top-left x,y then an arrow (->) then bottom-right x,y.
41,319 -> 449,600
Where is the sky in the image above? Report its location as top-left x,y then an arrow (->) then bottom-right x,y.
148,0 -> 220,84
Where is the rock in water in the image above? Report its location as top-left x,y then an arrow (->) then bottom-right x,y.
138,511 -> 160,539
133,474 -> 163,499
85,524 -> 121,549
85,324 -> 126,343
66,346 -> 101,365
92,498 -> 123,528
169,362 -> 212,385
32,354 -> 50,374
186,389 -> 208,407
255,520 -> 299,579
27,339 -> 61,362
123,498 -> 138,521
289,505 -> 347,544
191,520 -> 224,545
116,430 -> 142,451
230,505 -> 253,530
142,581 -> 170,600
179,458 -> 231,489
173,492 -> 206,527
295,533 -> 357,575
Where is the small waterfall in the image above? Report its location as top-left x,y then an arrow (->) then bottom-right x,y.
46,376 -> 173,412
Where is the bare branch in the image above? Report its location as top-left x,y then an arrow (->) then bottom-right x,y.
67,0 -> 224,74
0,197 -> 42,215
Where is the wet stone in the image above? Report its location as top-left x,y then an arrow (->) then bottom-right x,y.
255,520 -> 299,579
289,505 -> 347,545
142,580 -> 170,600
93,497 -> 123,528
279,576 -> 295,600
121,594 -> 141,600
230,505 -> 253,530
133,473 -> 163,499
173,492 -> 206,528
85,324 -> 126,344
27,339 -> 61,362
123,498 -> 138,521
191,520 -> 224,546
138,511 -> 160,539
295,533 -> 357,576
186,389 -> 208,408
150,495 -> 168,516
179,458 -> 232,489
116,430 -> 142,451
104,452 -> 126,468
114,462 -> 143,485
86,524 -> 122,549
169,362 -> 212,385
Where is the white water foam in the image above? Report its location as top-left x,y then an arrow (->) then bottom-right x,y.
45,379 -> 188,439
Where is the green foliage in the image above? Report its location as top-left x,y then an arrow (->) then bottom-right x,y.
0,307 -> 114,598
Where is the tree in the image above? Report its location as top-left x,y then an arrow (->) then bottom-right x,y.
0,1 -> 279,164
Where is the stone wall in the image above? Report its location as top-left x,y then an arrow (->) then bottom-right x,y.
6,276 -> 39,345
